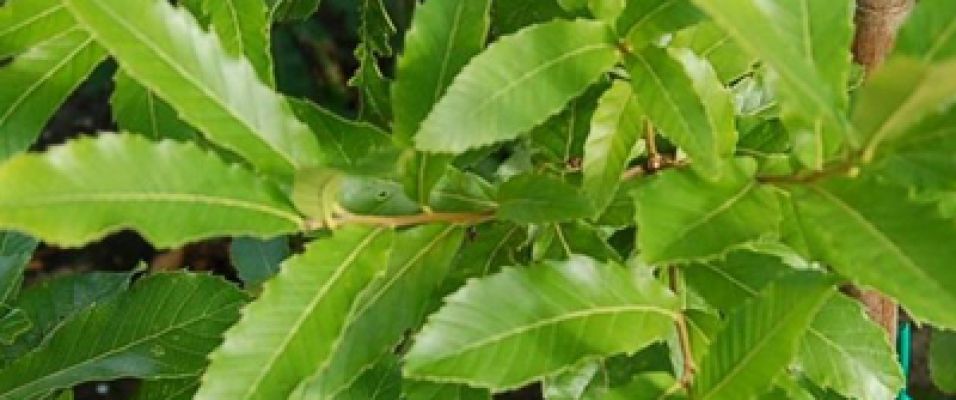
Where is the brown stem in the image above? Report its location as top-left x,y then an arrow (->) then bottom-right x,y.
670,266 -> 696,389
645,120 -> 664,171
850,0 -> 914,347
852,0 -> 915,74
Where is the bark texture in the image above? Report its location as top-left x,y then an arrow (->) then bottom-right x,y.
850,0 -> 915,347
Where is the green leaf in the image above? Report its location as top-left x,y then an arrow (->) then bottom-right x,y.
267,0 -> 321,22
229,236 -> 290,286
293,225 -> 463,398
0,134 -> 303,248
616,0 -> 702,46
682,250 -> 902,399
196,226 -> 393,400
684,250 -> 792,311
0,273 -> 247,400
133,377 -> 200,400
404,380 -> 492,400
0,0 -> 76,57
202,0 -> 274,86
293,354 -> 401,400
583,81 -> 642,215
351,0 -> 396,126
111,70 -> 197,142
853,57 -> 956,161
595,372 -> 677,400
671,22 -> 754,83
535,222 -> 621,263
2,272 -> 131,364
65,0 -> 321,179
0,29 -> 105,162
0,231 -> 36,305
414,19 -> 619,153
428,168 -> 497,214
895,0 -> 956,63
288,98 -> 400,176
441,222 -> 525,292
0,306 -> 29,346
634,158 -> 781,264
400,153 -> 454,206
692,0 -> 854,158
490,0 -> 571,36
392,0 -> 491,145
931,330 -> 956,393
692,272 -> 837,400
797,294 -> 904,400
497,174 -> 593,224
625,47 -> 735,175
869,107 -> 956,194
788,177 -> 956,330
404,256 -> 679,390
529,83 -> 605,167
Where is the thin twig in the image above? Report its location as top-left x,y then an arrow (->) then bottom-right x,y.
669,266 -> 696,389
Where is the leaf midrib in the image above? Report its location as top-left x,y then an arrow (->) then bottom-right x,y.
699,290 -> 834,399
237,228 -> 386,400
0,192 -> 303,226
0,30 -> 95,127
808,184 -> 952,301
416,304 -> 677,367
0,3 -> 66,39
465,42 -> 612,119
0,293 -> 241,399
71,0 -> 297,169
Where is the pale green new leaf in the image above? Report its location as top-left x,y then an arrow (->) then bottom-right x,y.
2,272 -> 131,364
692,272 -> 836,400
692,0 -> 854,153
404,256 -> 679,390
202,0 -> 274,86
0,273 -> 247,400
0,0 -> 75,57
414,19 -> 619,153
293,225 -> 463,399
930,330 -> 956,393
634,158 -> 781,264
196,227 -> 393,400
597,372 -> 677,400
497,174 -> 593,224
626,47 -> 735,175
583,81 -> 642,215
0,29 -> 105,162
798,294 -> 904,400
392,0 -> 491,144
111,70 -> 197,142
895,0 -> 956,63
0,134 -> 303,248
65,0 -> 321,179
788,177 -> 956,330
853,57 -> 956,161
